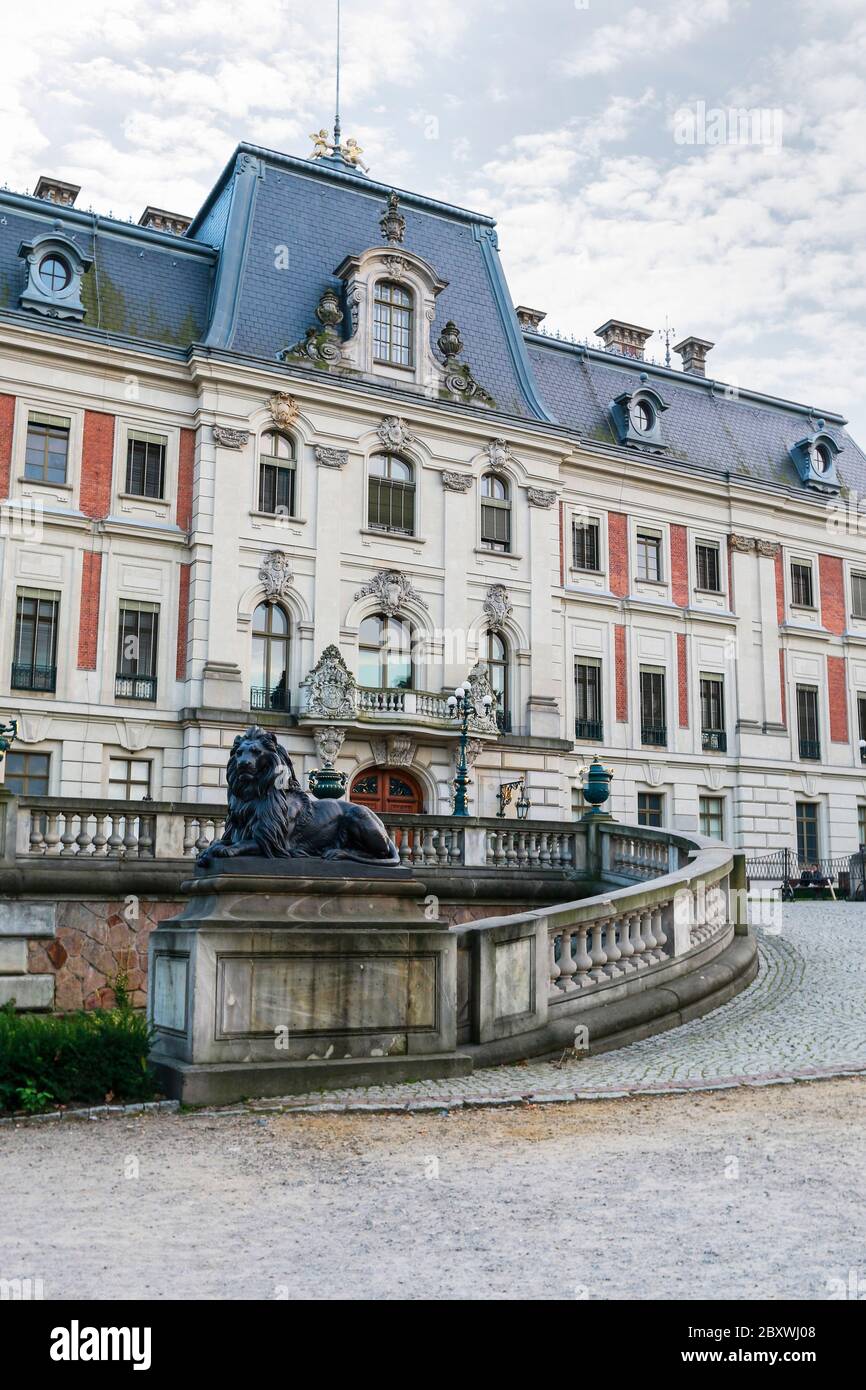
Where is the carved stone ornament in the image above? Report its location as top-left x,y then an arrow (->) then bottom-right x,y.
377,416 -> 415,451
380,191 -> 407,246
258,551 -> 294,599
383,254 -> 407,281
527,488 -> 558,509
441,471 -> 473,493
13,713 -> 53,744
314,446 -> 350,469
371,735 -> 416,768
312,725 -> 347,765
269,392 -> 300,430
443,361 -> 495,407
437,321 -> 464,361
115,720 -> 154,754
465,662 -> 501,735
465,738 -> 484,769
354,569 -> 429,615
483,584 -> 513,633
756,539 -> 781,557
729,534 -> 756,553
212,425 -> 251,449
304,645 -> 358,720
315,288 -> 344,330
483,438 -> 516,471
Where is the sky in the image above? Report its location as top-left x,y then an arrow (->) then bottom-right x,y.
3,0 -> 865,439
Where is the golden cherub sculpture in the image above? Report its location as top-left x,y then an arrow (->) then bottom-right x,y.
341,138 -> 369,172
310,130 -> 332,160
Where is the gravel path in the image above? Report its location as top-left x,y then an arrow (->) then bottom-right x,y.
2,1079 -> 865,1299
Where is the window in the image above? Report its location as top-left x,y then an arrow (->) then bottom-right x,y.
575,659 -> 603,740
12,588 -> 59,692
790,561 -> 814,608
852,573 -> 866,620
39,255 -> 71,292
796,685 -> 821,760
638,792 -> 663,827
640,668 -> 667,746
482,630 -> 510,732
699,796 -> 725,840
636,531 -> 662,582
116,602 -> 159,701
24,412 -> 70,484
700,675 -> 727,751
859,803 -> 866,848
258,431 -> 296,516
696,542 -> 721,593
125,430 -> 167,499
358,614 -> 413,690
480,473 -> 511,552
858,695 -> 866,764
373,281 -> 413,366
3,751 -> 50,796
572,518 -> 600,572
795,801 -> 819,865
630,399 -> 655,434
368,454 -> 415,535
108,757 -> 152,801
251,602 -> 290,712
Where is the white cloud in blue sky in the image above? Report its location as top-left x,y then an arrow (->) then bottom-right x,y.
2,0 -> 865,439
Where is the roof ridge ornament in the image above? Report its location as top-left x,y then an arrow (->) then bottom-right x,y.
380,191 -> 406,245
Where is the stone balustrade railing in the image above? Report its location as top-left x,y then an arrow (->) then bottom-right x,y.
357,687 -> 451,719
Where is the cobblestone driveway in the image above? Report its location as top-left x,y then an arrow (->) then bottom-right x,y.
250,903 -> 866,1114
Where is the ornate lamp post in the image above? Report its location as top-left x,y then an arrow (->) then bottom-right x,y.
447,684 -> 492,817
497,777 -> 531,820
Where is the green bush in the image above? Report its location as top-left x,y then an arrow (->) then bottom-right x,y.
0,1002 -> 157,1113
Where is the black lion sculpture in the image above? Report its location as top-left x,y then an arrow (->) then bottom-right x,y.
196,726 -> 400,869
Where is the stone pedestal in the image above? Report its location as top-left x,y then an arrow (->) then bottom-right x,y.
148,860 -> 468,1104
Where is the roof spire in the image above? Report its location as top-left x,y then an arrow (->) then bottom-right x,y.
658,315 -> 676,368
333,0 -> 342,151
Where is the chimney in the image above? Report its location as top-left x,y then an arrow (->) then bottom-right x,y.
673,336 -> 714,377
595,318 -> 653,360
138,206 -> 192,236
33,176 -> 80,207
515,305 -> 547,333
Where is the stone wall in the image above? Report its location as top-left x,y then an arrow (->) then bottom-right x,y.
26,900 -> 182,1012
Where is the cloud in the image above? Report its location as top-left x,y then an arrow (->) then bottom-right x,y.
561,0 -> 734,78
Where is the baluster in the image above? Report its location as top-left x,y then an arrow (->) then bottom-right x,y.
123,816 -> 139,858
139,817 -> 155,859
549,932 -> 561,994
92,814 -> 108,858
631,912 -> 648,967
653,905 -> 667,958
641,909 -> 658,961
106,815 -> 124,858
539,832 -> 551,868
182,816 -> 197,856
618,912 -> 636,971
398,831 -> 412,866
505,831 -> 517,869
573,925 -> 593,987
75,815 -> 94,856
588,920 -> 608,983
557,926 -> 578,991
195,819 -> 211,855
493,830 -> 506,867
604,915 -> 622,976
29,811 -> 46,855
436,829 -> 449,866
60,814 -> 78,856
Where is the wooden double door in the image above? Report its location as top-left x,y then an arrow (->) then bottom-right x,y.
349,768 -> 424,815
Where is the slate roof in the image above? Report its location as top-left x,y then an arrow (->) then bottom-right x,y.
1,139 -> 864,504
528,338 -> 866,499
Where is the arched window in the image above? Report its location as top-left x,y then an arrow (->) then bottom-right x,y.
358,613 -> 414,690
373,281 -> 413,366
251,602 -> 290,711
482,630 -> 510,732
368,454 -> 415,535
258,431 -> 296,517
480,473 -> 511,552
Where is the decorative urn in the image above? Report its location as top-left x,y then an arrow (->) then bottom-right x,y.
581,759 -> 614,819
308,764 -> 349,800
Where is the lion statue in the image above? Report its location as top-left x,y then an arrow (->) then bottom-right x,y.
196,726 -> 400,869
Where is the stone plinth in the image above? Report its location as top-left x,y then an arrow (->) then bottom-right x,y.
147,859 -> 468,1104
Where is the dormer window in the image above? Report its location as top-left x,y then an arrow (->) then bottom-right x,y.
39,255 -> 71,292
18,232 -> 92,321
610,378 -> 669,447
630,399 -> 655,434
811,442 -> 832,474
790,422 -> 842,493
373,281 -> 413,366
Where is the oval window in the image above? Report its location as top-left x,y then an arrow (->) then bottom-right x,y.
39,255 -> 71,292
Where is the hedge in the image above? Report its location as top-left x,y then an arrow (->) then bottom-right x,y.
0,1003 -> 157,1114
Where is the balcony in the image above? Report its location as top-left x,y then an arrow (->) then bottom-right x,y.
641,723 -> 667,747
575,718 -> 603,742
11,663 -> 56,693
115,673 -> 157,702
702,729 -> 727,752
799,738 -> 821,761
250,685 -> 290,713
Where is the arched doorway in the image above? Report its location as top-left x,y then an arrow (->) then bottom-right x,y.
350,768 -> 424,814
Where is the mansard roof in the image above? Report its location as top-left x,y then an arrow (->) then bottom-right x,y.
0,138 -> 864,502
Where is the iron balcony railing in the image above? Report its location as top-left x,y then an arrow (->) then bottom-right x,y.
641,723 -> 667,747
115,673 -> 157,702
250,685 -> 290,713
799,738 -> 821,761
575,718 -> 604,741
702,729 -> 727,752
11,663 -> 56,692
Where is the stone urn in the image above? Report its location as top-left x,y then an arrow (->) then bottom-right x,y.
581,759 -> 614,819
308,764 -> 349,799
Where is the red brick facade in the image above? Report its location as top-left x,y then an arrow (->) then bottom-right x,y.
176,563 -> 192,680
819,553 -> 846,635
614,624 -> 628,721
77,552 -> 103,670
671,524 -> 689,608
80,411 -> 115,519
608,512 -> 629,598
827,654 -> 849,743
0,393 -> 14,498
176,427 -> 195,531
774,548 -> 785,626
677,632 -> 689,727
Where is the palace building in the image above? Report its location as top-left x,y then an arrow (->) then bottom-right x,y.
1,139 -> 865,864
